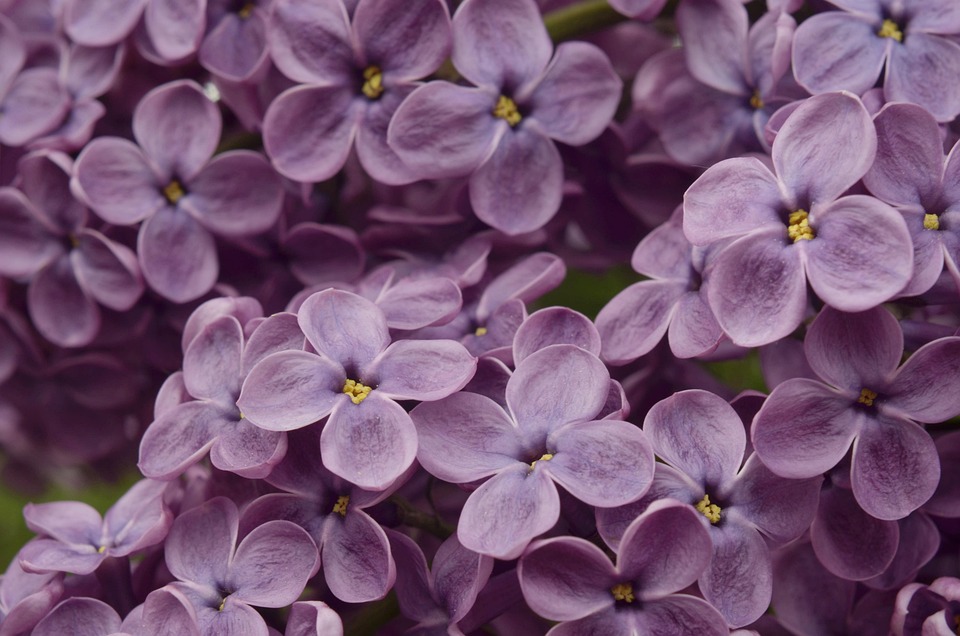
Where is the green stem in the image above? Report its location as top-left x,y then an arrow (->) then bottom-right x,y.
391,496 -> 455,539
543,0 -> 626,42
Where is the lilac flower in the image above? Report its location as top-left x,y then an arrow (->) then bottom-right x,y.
264,0 -> 452,185
683,91 -> 912,346
518,500 -> 727,635
73,79 -> 283,303
19,479 -> 171,575
283,602 -> 343,636
117,587 -> 201,636
412,344 -> 654,559
30,597 -> 123,636
388,0 -> 622,235
199,0 -> 272,82
0,556 -> 63,636
793,0 -> 960,121
163,497 -> 319,635
596,390 -> 821,627
238,288 -> 476,490
892,577 -> 960,636
752,305 -> 960,520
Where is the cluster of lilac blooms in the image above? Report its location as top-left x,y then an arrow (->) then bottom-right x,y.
3,0 -> 960,633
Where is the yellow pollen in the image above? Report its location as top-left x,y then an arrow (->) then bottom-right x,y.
475,326 -> 488,336
877,19 -> 903,42
361,66 -> 384,100
68,234 -> 81,248
610,582 -> 635,603
696,494 -> 722,524
787,210 -> 815,242
493,95 -> 522,126
924,213 -> 940,231
239,412 -> 245,420
343,379 -> 373,404
529,453 -> 554,469
218,597 -> 226,612
163,180 -> 185,205
97,545 -> 106,554
858,388 -> 878,407
333,495 -> 349,517
749,90 -> 764,110
237,2 -> 255,18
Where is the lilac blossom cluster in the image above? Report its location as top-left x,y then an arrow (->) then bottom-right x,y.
2,0 -> 960,633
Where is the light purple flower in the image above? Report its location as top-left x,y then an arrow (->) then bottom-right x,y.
200,0 -> 272,82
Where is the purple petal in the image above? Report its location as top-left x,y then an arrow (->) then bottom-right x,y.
469,128 -> 563,235
804,196 -> 912,310
751,379 -> 861,478
411,392 -> 523,483
923,431 -> 960,517
31,597 -> 121,636
387,82 -> 499,179
183,315 -> 243,403
529,41 -> 621,146
283,224 -> 364,286
886,33 -> 960,122
705,230 -> 807,347
143,0 -> 205,61
387,529 -> 440,622
285,601 -> 343,636
298,289 -> 390,370
267,0 -> 353,84
137,205 -> 218,303
165,497 -> 238,587
64,0 -> 147,46
354,86 -> 419,186
0,15 -> 25,98
518,536 -> 615,621
230,520 -> 318,607
192,595 -> 268,636
135,587 -> 202,636
210,420 -> 287,479
182,296 -> 263,352
19,538 -> 103,575
643,389 -> 745,487
595,280 -> 684,366
729,453 -> 822,544
884,336 -> 960,423
772,92 -> 877,206
241,312 -> 305,375
632,596 -> 728,636
864,103 -> 945,207
0,188 -> 61,279
451,0 -> 550,90
545,419 -> 654,507
374,276 -> 462,330
432,535 -> 493,623
321,394 -> 418,490
792,12 -> 887,96
0,69 -> 70,147
459,464 -> 560,560
866,512 -> 939,591
237,351 -> 342,431
353,0 -> 451,80
262,85 -> 361,184
103,479 -> 170,553
72,230 -> 143,311
771,541 -> 855,636
676,0 -> 749,94
476,252 -> 565,322
699,523 -> 771,628
199,11 -> 269,82
137,400 -> 220,479
368,339 -> 475,401
810,486 -> 899,580
514,307 -> 601,366
323,510 -> 396,602
72,137 -> 165,225
851,415 -> 939,520
667,291 -> 724,359
182,150 -> 283,236
28,256 -> 100,347
133,80 -> 220,181
23,501 -> 100,545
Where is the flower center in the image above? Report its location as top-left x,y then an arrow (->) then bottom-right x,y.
332,495 -> 349,517
361,66 -> 384,100
749,90 -> 764,110
529,453 -> 554,470
163,180 -> 185,205
858,388 -> 878,407
343,379 -> 372,404
493,95 -> 522,127
610,582 -> 635,603
97,545 -> 106,554
474,326 -> 488,336
924,213 -> 940,231
237,1 -> 255,18
695,494 -> 722,524
787,210 -> 815,242
877,19 -> 903,42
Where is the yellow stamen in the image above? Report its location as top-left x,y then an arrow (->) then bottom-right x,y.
858,388 -> 878,407
163,180 -> 185,205
924,213 -> 940,231
237,2 -> 255,18
787,210 -> 815,242
877,19 -> 903,42
749,90 -> 764,110
493,95 -> 522,127
218,597 -> 226,611
333,495 -> 349,517
97,545 -> 106,554
610,582 -> 635,603
343,379 -> 373,404
475,326 -> 488,336
529,453 -> 554,470
69,234 -> 81,248
696,494 -> 722,524
361,66 -> 384,100
239,412 -> 245,420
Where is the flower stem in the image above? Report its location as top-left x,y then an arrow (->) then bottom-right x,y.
543,0 -> 626,42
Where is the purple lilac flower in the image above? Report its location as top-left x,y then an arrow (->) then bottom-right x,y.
518,500 -> 727,635
892,577 -> 960,636
753,305 -> 960,520
0,150 -> 143,347
30,597 -> 123,636
596,390 -> 821,627
264,0 -> 452,185
0,556 -> 63,636
163,497 -> 319,635
73,79 -> 283,303
282,602 -> 343,636
117,587 -> 201,636
683,91 -> 912,346
388,0 -> 622,235
793,0 -> 960,121
238,288 -> 476,490
19,479 -> 171,575
412,344 -> 654,559
199,0 -> 272,82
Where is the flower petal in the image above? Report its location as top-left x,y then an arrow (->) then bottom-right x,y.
143,0 -> 205,61
72,230 -> 143,311
238,351 -> 342,432
353,0 -> 451,80
886,33 -> 960,122
137,400 -> 222,479
72,137 -> 165,225
595,280 -> 684,366
883,336 -> 960,423
230,520 -> 318,607
514,307 -> 601,366
518,536 -> 616,621
165,497 -> 238,588
792,12 -> 887,96
137,206 -> 218,303
368,339 -> 476,401
699,523 -> 772,628
28,256 -> 100,348
64,0 -> 147,46
297,289 -> 390,371
323,510 -> 396,603
810,486 -> 899,580
267,0 -> 353,84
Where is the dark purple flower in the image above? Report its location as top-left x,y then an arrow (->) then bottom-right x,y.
892,577 -> 960,636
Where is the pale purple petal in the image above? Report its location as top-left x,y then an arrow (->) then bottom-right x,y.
28,255 -> 100,347
866,512 -> 939,591
529,41 -> 622,146
137,206 -> 218,303
72,230 -> 143,311
368,339 -> 475,401
199,11 -> 268,82
792,12 -> 887,96
884,337 -> 960,423
165,497 -> 237,587
851,415 -> 939,520
103,479 -> 170,552
230,521 -> 318,607
0,69 -> 70,147
469,128 -> 563,235
864,103 -> 945,207
23,501 -> 100,544
354,86 -> 419,186
183,315 -> 242,403
64,0 -> 147,46
595,280 -> 684,366
267,0 -> 353,84
667,292 -> 723,359
374,276 -> 462,330
0,188 -> 61,278
518,537 -> 615,621
514,307 -> 601,366
729,453 -> 822,544
476,252 -> 565,322
321,394 -> 418,490
31,597 -> 120,636
143,0 -> 205,61
387,529 -> 440,622
210,420 -> 287,479
771,541 -> 855,636
886,33 -> 960,122
241,313 -> 305,375
285,601 -> 343,636
283,224 -> 364,286
297,289 -> 390,371
133,587 -> 201,636
193,595 -> 268,636
432,535 -> 493,623
19,539 -> 102,575
323,510 -> 395,602
810,486 -> 899,580
137,400 -> 220,479
458,464 -> 559,560
353,0 -> 451,80
451,0 -> 550,90
751,379 -> 861,478
263,85 -> 361,184
72,137 -> 165,225
237,351 -> 342,431
632,596 -> 728,636
0,15 -> 25,97
699,523 -> 772,628
676,0 -> 749,94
